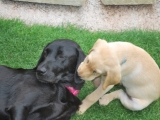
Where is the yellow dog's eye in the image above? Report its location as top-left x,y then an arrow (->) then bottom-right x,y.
85,58 -> 89,63
93,70 -> 97,74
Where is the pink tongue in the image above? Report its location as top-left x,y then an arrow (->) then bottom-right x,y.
65,86 -> 79,96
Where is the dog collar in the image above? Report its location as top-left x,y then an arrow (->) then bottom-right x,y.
65,86 -> 79,96
121,59 -> 127,65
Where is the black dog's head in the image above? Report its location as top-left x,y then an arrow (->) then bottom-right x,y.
35,39 -> 85,90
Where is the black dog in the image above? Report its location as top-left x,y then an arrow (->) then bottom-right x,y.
0,39 -> 85,120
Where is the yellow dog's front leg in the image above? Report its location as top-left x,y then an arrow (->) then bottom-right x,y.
102,65 -> 121,90
78,82 -> 114,114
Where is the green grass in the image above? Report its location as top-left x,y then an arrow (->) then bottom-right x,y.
0,18 -> 160,120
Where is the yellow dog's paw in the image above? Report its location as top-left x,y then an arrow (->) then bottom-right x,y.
99,94 -> 111,106
76,110 -> 84,115
76,104 -> 88,115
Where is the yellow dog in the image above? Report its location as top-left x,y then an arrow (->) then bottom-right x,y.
77,39 -> 160,114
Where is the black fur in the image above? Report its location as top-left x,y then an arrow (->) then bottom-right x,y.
0,39 -> 85,120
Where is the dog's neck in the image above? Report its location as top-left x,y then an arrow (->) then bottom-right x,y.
108,42 -> 128,66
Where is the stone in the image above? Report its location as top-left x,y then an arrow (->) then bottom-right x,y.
101,0 -> 155,5
13,0 -> 86,6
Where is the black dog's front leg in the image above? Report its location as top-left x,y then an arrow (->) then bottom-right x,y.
6,105 -> 29,120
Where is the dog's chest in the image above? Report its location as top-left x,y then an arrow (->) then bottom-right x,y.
121,64 -> 142,88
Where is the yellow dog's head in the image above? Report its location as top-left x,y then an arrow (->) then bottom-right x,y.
77,39 -> 109,81
78,39 -> 121,90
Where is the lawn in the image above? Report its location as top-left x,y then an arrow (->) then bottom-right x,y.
0,18 -> 160,120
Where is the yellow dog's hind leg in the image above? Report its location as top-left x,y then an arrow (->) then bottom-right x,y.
99,89 -> 152,111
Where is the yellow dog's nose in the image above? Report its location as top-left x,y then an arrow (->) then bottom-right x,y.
77,62 -> 83,75
77,67 -> 82,76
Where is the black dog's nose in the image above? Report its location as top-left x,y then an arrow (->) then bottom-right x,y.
37,67 -> 47,75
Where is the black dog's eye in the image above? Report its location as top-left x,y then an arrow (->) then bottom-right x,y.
57,50 -> 64,58
43,50 -> 48,57
58,54 -> 64,58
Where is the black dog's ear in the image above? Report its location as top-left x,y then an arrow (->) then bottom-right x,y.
34,43 -> 51,70
74,47 -> 86,89
34,53 -> 44,70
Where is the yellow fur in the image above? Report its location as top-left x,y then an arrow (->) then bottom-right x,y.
77,39 -> 160,114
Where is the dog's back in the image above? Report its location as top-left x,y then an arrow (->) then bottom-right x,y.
108,42 -> 160,99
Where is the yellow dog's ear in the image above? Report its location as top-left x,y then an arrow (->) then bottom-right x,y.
93,39 -> 107,48
96,38 -> 107,44
89,39 -> 107,55
102,66 -> 121,90
97,38 -> 107,43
